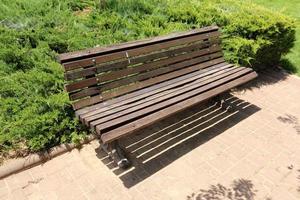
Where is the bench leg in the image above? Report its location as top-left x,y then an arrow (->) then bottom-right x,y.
101,140 -> 131,169
213,94 -> 235,112
214,94 -> 223,107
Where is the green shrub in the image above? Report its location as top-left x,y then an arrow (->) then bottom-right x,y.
0,0 -> 295,158
165,0 -> 295,67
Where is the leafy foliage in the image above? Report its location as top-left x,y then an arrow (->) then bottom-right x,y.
0,0 -> 295,158
253,0 -> 300,75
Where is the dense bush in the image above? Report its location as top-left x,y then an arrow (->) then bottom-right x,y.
0,0 -> 295,159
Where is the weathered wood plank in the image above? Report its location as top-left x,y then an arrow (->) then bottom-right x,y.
65,77 -> 98,92
69,51 -> 223,100
72,57 -> 225,110
64,39 -> 220,81
86,65 -> 242,126
62,31 -> 220,71
76,61 -> 228,117
66,45 -> 221,94
59,25 -> 218,63
95,68 -> 254,132
79,63 -> 231,119
100,71 -> 257,143
97,45 -> 222,83
100,51 -> 223,91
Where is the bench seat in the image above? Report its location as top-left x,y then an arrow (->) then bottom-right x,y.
75,61 -> 256,143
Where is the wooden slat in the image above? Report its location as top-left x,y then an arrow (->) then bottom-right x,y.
62,31 -> 221,71
100,71 -> 258,143
85,65 -> 241,126
95,68 -> 254,132
69,51 -> 223,99
79,63 -> 231,119
65,77 -> 98,92
64,39 -> 220,81
59,26 -> 218,63
76,61 -> 229,116
98,45 -> 222,83
72,57 -> 225,110
97,39 -> 220,75
66,45 -> 221,94
100,51 -> 223,91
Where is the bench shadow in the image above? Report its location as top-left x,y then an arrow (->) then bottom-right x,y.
95,94 -> 260,188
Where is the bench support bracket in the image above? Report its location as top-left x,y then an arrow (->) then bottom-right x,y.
101,140 -> 131,169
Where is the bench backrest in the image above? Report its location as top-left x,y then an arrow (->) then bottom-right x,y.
59,25 -> 224,110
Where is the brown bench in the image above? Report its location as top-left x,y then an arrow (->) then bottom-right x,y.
58,26 -> 257,168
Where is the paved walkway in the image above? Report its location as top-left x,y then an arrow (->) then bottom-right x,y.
1,69 -> 300,200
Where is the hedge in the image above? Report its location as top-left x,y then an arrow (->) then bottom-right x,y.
0,0 -> 295,159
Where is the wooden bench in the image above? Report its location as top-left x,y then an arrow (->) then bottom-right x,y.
58,26 -> 257,168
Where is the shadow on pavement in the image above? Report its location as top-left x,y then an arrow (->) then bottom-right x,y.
277,114 -> 300,135
95,94 -> 260,188
187,178 -> 272,200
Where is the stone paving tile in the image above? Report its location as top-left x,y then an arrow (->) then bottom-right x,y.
271,187 -> 298,200
2,70 -> 300,199
0,188 -> 9,200
7,189 -> 27,200
25,192 -> 44,200
224,140 -> 254,160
